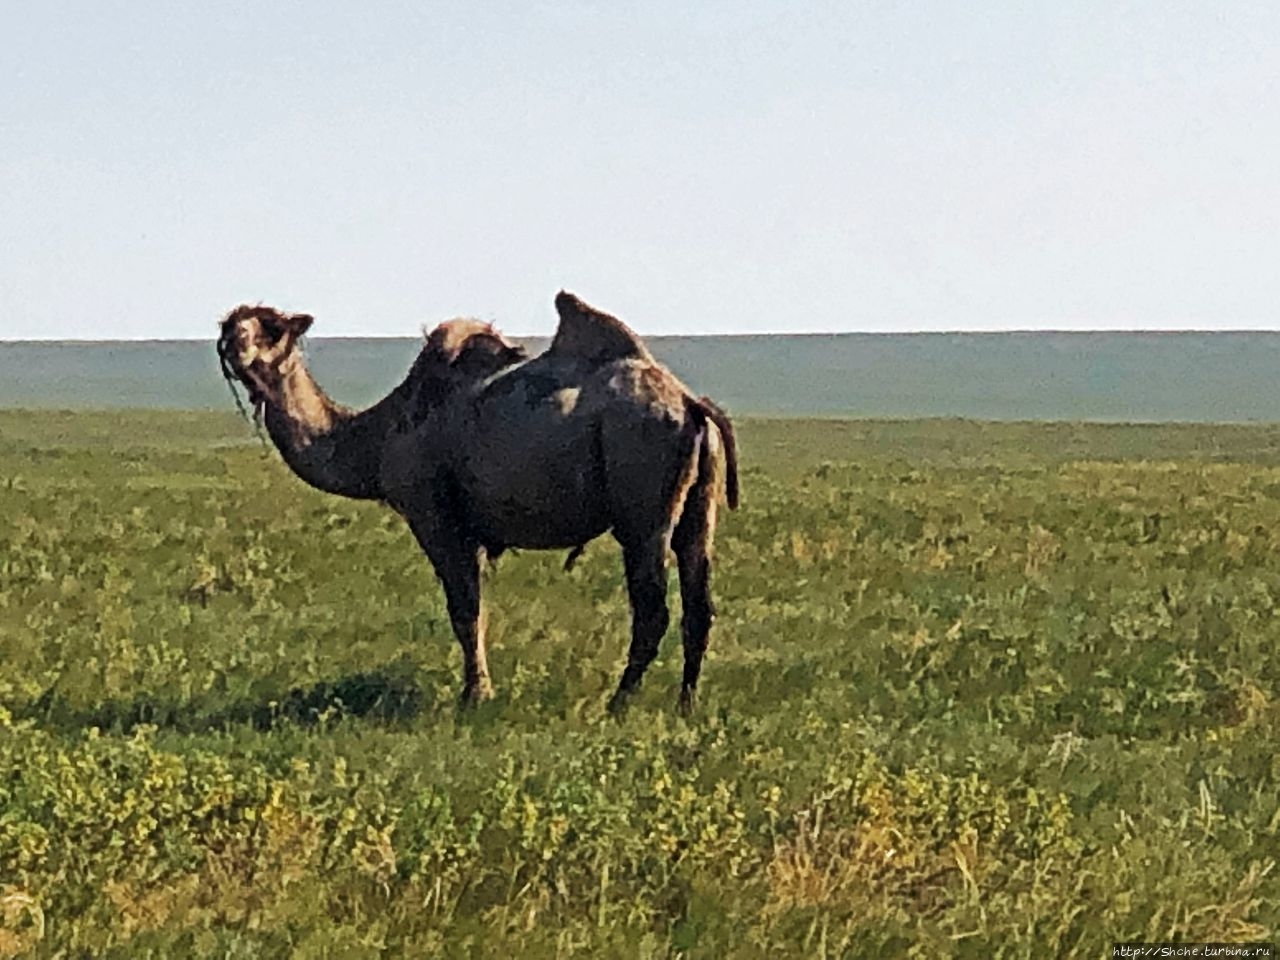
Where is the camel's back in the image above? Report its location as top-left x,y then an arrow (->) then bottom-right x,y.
449,352 -> 694,547
473,352 -> 688,432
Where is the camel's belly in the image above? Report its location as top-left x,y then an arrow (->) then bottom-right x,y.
457,409 -> 612,549
465,476 -> 611,550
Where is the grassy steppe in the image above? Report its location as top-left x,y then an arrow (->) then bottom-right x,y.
2,410 -> 1279,957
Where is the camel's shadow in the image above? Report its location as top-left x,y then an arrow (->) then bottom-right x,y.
25,660 -> 434,736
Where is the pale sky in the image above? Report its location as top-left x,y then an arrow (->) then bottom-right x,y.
2,1 -> 1277,339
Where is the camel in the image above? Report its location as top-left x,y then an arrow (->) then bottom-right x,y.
216,292 -> 739,714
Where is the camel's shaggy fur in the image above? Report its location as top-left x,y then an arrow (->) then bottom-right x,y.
217,291 -> 739,713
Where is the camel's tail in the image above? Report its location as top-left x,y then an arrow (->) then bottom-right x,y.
688,396 -> 740,510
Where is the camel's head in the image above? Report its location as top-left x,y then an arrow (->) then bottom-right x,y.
217,304 -> 314,409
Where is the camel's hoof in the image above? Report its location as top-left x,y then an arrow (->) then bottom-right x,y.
678,688 -> 697,717
459,681 -> 495,709
606,688 -> 634,716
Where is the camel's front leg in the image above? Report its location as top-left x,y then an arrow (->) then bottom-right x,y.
440,549 -> 493,706
409,519 -> 493,705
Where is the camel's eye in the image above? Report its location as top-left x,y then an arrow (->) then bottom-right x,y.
259,318 -> 284,343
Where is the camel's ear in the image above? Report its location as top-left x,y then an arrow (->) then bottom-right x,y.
282,312 -> 314,336
452,333 -> 525,377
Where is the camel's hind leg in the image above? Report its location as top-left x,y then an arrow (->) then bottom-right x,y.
600,405 -> 704,714
672,440 -> 720,715
607,534 -> 671,713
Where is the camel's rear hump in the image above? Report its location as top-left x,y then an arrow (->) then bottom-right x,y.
551,291 -> 654,365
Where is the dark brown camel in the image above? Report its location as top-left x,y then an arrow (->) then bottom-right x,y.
217,292 -> 739,713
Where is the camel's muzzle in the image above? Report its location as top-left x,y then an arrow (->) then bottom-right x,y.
216,322 -> 266,418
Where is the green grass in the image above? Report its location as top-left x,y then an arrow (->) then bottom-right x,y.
1,409 -> 1278,957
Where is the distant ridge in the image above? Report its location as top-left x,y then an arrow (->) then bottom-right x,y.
3,332 -> 1279,422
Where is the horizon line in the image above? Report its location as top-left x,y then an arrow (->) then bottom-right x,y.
4,327 -> 1280,345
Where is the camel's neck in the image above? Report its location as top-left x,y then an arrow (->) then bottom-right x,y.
261,358 -> 396,501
